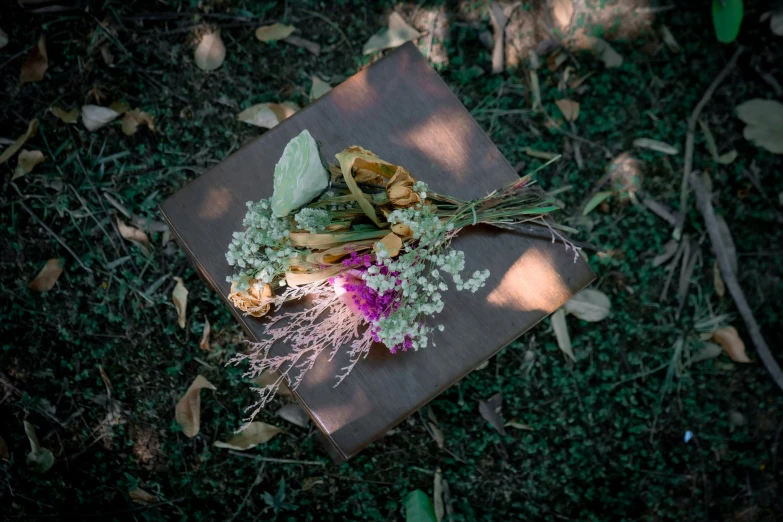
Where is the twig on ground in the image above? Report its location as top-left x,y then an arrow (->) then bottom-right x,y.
568,121 -> 584,170
15,198 -> 93,274
690,172 -> 783,393
227,450 -> 325,466
673,46 -> 743,240
642,196 -> 679,226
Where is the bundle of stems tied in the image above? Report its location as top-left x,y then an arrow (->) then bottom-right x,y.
224,130 -> 576,420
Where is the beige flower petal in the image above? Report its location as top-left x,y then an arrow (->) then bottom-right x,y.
375,232 -> 403,257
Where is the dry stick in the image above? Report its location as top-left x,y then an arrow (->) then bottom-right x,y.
17,200 -> 93,273
690,173 -> 783,393
673,46 -> 743,240
227,450 -> 325,466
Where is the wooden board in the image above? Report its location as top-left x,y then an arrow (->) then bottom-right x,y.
160,42 -> 595,460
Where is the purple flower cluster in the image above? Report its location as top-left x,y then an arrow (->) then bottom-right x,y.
333,252 -> 413,353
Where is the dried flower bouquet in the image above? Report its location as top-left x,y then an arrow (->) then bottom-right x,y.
225,130 -> 576,421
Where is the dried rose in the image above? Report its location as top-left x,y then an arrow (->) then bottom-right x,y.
391,223 -> 414,239
386,167 -> 420,208
374,232 -> 403,257
228,280 -> 274,317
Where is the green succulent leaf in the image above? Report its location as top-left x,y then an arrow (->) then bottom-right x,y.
712,0 -> 743,43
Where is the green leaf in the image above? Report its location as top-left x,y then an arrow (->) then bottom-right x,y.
712,0 -> 743,44
405,490 -> 437,522
582,191 -> 612,216
271,130 -> 329,217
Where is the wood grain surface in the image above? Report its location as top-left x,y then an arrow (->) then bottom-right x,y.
160,42 -> 595,459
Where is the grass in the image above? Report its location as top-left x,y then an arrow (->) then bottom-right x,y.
1,1 -> 782,520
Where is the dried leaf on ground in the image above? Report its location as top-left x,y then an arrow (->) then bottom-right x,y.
433,469 -> 444,522
81,105 -> 120,131
478,392 -> 506,436
283,36 -> 320,56
736,99 -> 783,154
772,10 -> 783,36
488,2 -> 507,74
555,99 -> 580,122
109,100 -> 131,114
563,288 -> 611,322
691,342 -> 723,364
363,11 -> 421,55
653,240 -> 679,267
129,487 -> 159,504
213,422 -> 282,450
175,375 -> 216,438
20,35 -> 48,83
277,404 -> 310,427
50,107 -> 78,124
13,149 -> 45,180
255,23 -> 296,42
552,0 -> 574,28
0,118 -> 39,165
0,435 -> 8,460
530,70 -> 542,110
717,150 -> 738,164
122,109 -> 156,136
711,327 -> 750,363
713,260 -> 725,297
117,217 -> 149,247
571,34 -> 623,68
28,259 -> 63,293
199,318 -> 211,351
505,420 -> 534,430
172,277 -> 188,329
550,308 -> 574,361
24,421 -> 54,473
660,24 -> 680,52
428,421 -> 445,448
301,477 -> 324,492
194,31 -> 226,71
714,215 -> 738,274
633,138 -> 679,155
310,76 -> 332,101
583,191 -> 611,216
237,102 -> 300,129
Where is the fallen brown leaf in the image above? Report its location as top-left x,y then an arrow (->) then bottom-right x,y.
82,105 -> 120,132
213,422 -> 282,450
309,76 -> 332,101
237,102 -> 300,129
109,100 -> 131,115
255,23 -> 296,42
711,326 -> 751,363
199,318 -> 211,351
121,109 -> 156,136
194,31 -> 226,71
172,277 -> 188,329
478,392 -> 506,436
117,217 -> 149,247
277,404 -> 310,427
552,0 -> 574,28
0,119 -> 39,165
555,99 -> 580,122
129,487 -> 159,504
175,375 -> 217,438
434,468 -> 444,522
20,35 -> 48,83
28,259 -> 63,293
362,11 -> 421,54
50,107 -> 78,124
428,421 -> 445,448
13,149 -> 45,180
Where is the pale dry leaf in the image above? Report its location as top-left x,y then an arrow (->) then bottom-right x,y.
100,45 -> 115,65
309,76 -> 332,101
0,435 -> 8,460
117,217 -> 149,246
81,105 -> 120,132
0,29 -> 8,50
28,259 -> 63,293
563,288 -> 611,322
572,34 -> 622,68
552,0 -> 574,28
530,70 -> 542,110
172,276 -> 188,329
50,107 -> 78,124
251,371 -> 292,396
505,420 -> 535,430
691,342 -> 723,364
302,477 -> 324,492
121,109 -> 156,136
550,308 -> 574,361
109,100 -> 131,114
194,31 -> 226,71
237,102 -> 300,129
474,359 -> 490,371
24,420 -> 54,473
555,99 -> 580,122
277,404 -> 310,428
771,10 -> 783,36
713,260 -> 725,297
129,487 -> 159,504
633,138 -> 679,155
488,2 -> 507,74
660,24 -> 680,52
699,118 -> 719,161
0,118 -> 39,165
714,215 -> 738,274
433,468 -> 444,522
428,421 -> 445,449
478,392 -> 506,436
175,375 -> 216,438
20,35 -> 48,84
427,406 -> 440,426
524,147 -> 557,160
283,36 -> 321,56
736,98 -> 783,154
711,326 -> 751,363
717,150 -> 738,165
199,318 -> 211,351
653,240 -> 679,267
13,149 -> 45,180
255,23 -> 296,42
362,11 -> 422,55
213,422 -> 282,450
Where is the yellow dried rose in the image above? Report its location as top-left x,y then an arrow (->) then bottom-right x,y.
228,280 -> 274,317
386,167 -> 421,208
